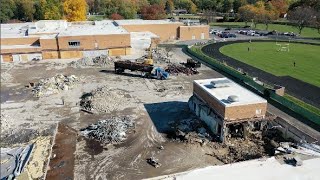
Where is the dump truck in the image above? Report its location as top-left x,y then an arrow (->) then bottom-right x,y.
114,60 -> 169,80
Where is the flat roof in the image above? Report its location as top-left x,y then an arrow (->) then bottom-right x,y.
152,157 -> 320,180
115,19 -> 183,25
0,23 -> 32,38
194,78 -> 267,107
1,44 -> 41,50
58,20 -> 129,36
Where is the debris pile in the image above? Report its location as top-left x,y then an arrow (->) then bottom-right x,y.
170,118 -> 213,144
32,74 -> 78,97
165,63 -> 199,75
69,55 -> 113,68
213,139 -> 266,163
80,117 -> 134,144
80,86 -> 134,113
152,48 -> 172,63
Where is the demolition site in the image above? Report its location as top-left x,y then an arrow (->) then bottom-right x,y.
1,20 -> 320,180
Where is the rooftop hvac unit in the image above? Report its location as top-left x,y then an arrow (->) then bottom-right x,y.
228,95 -> 239,103
210,79 -> 231,88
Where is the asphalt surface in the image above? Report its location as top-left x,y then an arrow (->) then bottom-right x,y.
202,40 -> 320,108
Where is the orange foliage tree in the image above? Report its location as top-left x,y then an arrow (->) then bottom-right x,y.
63,0 -> 88,21
141,4 -> 166,20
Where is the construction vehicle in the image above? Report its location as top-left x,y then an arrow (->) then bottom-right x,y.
136,38 -> 159,65
181,58 -> 201,68
114,60 -> 169,80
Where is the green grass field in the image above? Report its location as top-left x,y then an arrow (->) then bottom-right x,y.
210,22 -> 320,38
219,42 -> 320,87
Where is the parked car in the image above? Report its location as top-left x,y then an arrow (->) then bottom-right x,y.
228,33 -> 236,38
225,27 -> 231,31
246,30 -> 255,36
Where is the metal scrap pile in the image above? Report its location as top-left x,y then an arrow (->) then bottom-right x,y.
32,74 -> 78,97
80,117 -> 134,144
69,55 -> 113,68
165,63 -> 199,75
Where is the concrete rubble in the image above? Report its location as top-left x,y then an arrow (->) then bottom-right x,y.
68,55 -> 114,68
0,144 -> 34,180
79,86 -> 134,114
170,118 -> 214,144
80,117 -> 134,144
165,63 -> 199,75
31,74 -> 78,97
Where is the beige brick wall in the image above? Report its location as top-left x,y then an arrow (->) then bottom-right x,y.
179,26 -> 209,41
1,37 -> 39,45
1,47 -> 42,54
224,103 -> 267,121
59,51 -> 83,59
122,23 -> 183,42
193,82 -> 225,118
42,51 -> 59,59
57,34 -> 131,51
109,48 -> 131,56
40,38 -> 58,50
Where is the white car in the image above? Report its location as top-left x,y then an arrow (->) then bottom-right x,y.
247,30 -> 255,36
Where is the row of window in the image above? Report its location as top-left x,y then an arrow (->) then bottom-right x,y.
68,41 -> 80,47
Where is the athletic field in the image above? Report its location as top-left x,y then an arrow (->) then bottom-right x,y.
220,42 -> 320,87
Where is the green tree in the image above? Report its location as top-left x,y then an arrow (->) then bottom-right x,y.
0,0 -> 16,23
15,0 -> 35,21
233,0 -> 247,13
43,0 -> 63,20
165,0 -> 174,14
222,0 -> 232,13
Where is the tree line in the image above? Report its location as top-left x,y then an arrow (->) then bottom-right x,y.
0,0 -> 319,34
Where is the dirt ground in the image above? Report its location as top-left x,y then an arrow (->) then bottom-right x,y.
1,48 -> 228,179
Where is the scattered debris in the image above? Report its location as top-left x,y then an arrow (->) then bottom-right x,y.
0,144 -> 34,180
80,117 -> 135,144
276,142 -> 320,156
165,63 -> 199,75
152,48 -> 172,63
79,86 -> 134,113
32,74 -> 78,97
170,118 -> 214,144
158,145 -> 164,150
68,55 -> 113,68
284,156 -> 303,166
147,157 -> 161,168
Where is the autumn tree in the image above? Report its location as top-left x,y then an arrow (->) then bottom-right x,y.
238,4 -> 255,25
222,0 -> 233,13
0,0 -> 16,23
141,4 -> 166,20
63,0 -> 88,21
270,0 -> 288,17
288,6 -> 317,34
110,13 -> 123,20
40,0 -> 63,20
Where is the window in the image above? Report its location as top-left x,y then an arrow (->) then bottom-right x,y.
201,33 -> 205,39
68,41 -> 80,47
256,109 -> 262,115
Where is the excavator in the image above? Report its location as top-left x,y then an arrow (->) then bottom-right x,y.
137,38 -> 159,65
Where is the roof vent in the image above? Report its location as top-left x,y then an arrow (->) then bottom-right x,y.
210,79 -> 231,88
228,95 -> 239,103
